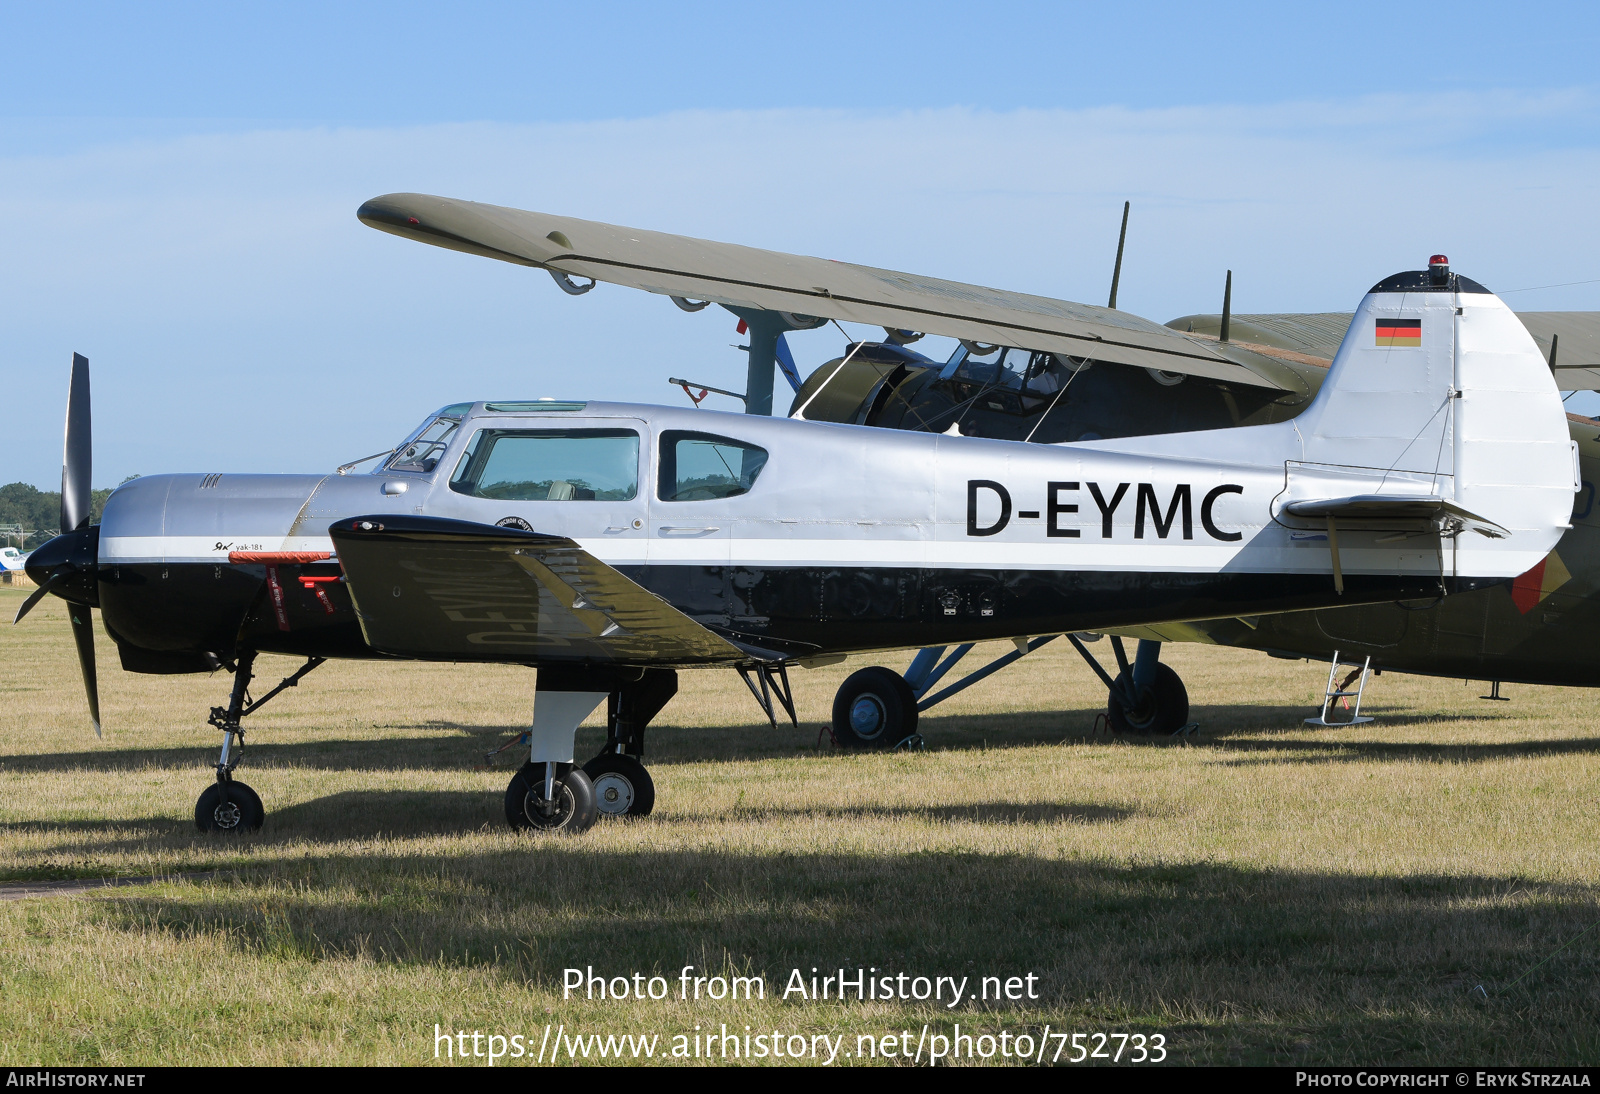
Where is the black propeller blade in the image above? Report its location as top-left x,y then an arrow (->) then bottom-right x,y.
62,353 -> 92,533
13,353 -> 102,735
69,605 -> 101,736
12,568 -> 69,624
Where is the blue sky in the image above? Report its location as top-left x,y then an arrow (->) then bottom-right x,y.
4,2 -> 1600,489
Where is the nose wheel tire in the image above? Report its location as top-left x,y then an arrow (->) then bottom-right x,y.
831,667 -> 918,749
195,781 -> 264,833
505,763 -> 598,833
582,753 -> 655,818
1106,663 -> 1189,735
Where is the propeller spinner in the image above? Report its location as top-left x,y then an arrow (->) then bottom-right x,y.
15,353 -> 102,735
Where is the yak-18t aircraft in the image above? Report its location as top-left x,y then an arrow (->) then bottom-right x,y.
14,193 -> 1580,833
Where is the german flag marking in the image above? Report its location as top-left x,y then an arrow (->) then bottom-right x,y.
1375,317 -> 1422,347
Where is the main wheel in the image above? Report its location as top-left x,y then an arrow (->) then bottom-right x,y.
831,667 -> 918,749
505,763 -> 598,833
1106,662 -> 1190,735
582,753 -> 655,818
195,780 -> 264,833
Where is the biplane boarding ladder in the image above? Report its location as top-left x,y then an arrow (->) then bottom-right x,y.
1306,651 -> 1374,727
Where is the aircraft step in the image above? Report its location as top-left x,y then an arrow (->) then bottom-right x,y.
1305,650 -> 1374,727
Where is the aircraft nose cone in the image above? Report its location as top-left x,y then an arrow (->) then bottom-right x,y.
25,527 -> 100,605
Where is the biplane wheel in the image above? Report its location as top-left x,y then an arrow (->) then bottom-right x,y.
582,753 -> 655,818
1106,663 -> 1190,736
194,780 -> 264,833
831,667 -> 918,750
505,763 -> 598,833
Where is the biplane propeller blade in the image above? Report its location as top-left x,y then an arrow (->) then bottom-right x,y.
16,353 -> 102,735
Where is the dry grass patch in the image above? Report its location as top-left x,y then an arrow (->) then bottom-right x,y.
2,588 -> 1599,1065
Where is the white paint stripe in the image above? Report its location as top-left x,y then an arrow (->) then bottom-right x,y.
102,535 -> 337,562
101,533 -> 1546,578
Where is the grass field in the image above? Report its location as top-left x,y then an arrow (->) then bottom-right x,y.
2,586 -> 1598,1066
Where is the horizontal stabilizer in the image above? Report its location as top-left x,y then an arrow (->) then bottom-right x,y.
329,515 -> 745,664
357,192 -> 1285,389
1282,495 -> 1510,538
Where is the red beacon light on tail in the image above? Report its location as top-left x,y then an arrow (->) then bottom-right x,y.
1429,254 -> 1450,284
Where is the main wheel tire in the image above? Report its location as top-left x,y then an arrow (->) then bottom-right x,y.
195,780 -> 264,833
505,763 -> 598,833
831,667 -> 918,749
1106,662 -> 1190,735
582,753 -> 655,818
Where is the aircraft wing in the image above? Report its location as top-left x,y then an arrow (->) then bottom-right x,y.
329,515 -> 745,665
357,192 -> 1284,390
1519,312 -> 1600,390
1169,310 -> 1600,390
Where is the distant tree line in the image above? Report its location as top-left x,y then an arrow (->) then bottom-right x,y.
0,479 -> 133,548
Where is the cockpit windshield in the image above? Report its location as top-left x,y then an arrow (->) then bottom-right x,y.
388,406 -> 469,473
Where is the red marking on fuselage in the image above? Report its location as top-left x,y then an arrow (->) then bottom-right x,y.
1511,558 -> 1548,614
229,551 -> 332,565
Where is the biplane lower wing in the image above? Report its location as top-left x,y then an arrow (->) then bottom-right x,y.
356,192 -> 1285,390
329,516 -> 745,665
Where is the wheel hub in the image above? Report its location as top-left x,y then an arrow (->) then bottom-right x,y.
524,786 -> 573,829
849,694 -> 887,739
212,801 -> 242,829
593,773 -> 635,815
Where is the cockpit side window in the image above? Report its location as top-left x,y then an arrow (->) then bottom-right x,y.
449,428 -> 640,501
388,416 -> 461,473
658,431 -> 768,501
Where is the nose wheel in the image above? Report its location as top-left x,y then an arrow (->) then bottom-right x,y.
195,780 -> 264,833
582,753 -> 655,818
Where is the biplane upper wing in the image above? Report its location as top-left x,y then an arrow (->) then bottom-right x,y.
357,192 -> 1284,389
1519,312 -> 1600,391
1169,310 -> 1600,390
329,515 -> 745,665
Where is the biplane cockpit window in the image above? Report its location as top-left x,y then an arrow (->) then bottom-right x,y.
658,431 -> 768,501
448,428 -> 640,501
387,416 -> 461,473
948,348 -> 1070,413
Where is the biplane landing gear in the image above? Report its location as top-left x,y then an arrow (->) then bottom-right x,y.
1105,661 -> 1189,735
1069,635 -> 1190,736
831,667 -> 918,749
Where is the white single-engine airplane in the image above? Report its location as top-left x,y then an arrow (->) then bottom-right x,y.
14,194 -> 1578,833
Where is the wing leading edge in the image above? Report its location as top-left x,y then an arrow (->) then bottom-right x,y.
330,516 -> 745,665
356,192 -> 1284,390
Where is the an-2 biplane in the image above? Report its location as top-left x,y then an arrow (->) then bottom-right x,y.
14,194 -> 1579,832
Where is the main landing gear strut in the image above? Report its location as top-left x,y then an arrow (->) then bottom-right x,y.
195,650 -> 325,833
504,666 -> 678,834
827,635 -> 1190,748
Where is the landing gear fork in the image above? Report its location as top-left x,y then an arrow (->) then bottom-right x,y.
194,651 -> 325,833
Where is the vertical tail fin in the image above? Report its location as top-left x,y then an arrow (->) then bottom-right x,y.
1284,263 -> 1574,573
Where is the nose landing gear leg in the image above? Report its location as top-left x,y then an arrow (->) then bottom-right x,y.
196,650 -> 263,833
